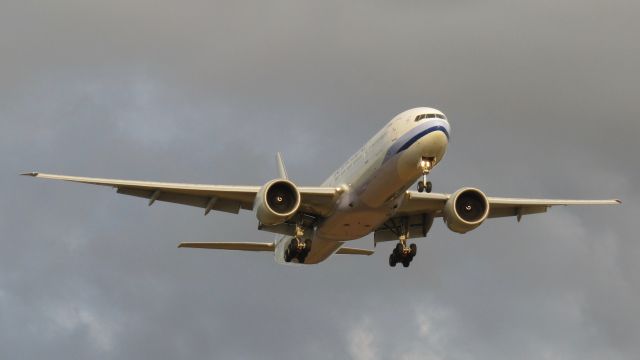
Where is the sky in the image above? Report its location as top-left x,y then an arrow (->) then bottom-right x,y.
1,0 -> 639,359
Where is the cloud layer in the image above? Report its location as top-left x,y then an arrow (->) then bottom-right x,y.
2,0 -> 638,359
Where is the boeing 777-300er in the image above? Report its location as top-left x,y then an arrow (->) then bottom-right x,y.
24,107 -> 621,267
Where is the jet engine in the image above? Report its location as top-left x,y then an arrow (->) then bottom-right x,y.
443,188 -> 490,234
255,179 -> 301,226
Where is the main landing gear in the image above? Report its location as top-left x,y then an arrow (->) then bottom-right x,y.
284,219 -> 312,263
285,238 -> 312,263
388,218 -> 417,268
417,157 -> 434,193
389,241 -> 417,268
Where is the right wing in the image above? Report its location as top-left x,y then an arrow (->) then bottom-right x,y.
23,172 -> 337,217
396,191 -> 620,219
374,191 -> 619,244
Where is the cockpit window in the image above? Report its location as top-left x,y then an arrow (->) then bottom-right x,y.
415,113 -> 446,121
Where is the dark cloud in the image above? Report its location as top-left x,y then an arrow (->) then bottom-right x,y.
2,0 -> 638,359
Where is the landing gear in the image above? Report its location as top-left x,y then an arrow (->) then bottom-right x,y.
417,180 -> 432,193
284,238 -> 312,263
389,242 -> 417,268
388,217 -> 417,268
417,157 -> 434,193
284,218 -> 312,263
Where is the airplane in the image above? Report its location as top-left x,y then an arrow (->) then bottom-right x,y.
23,107 -> 621,268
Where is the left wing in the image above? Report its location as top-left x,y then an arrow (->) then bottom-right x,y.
397,191 -> 621,220
22,172 -> 337,216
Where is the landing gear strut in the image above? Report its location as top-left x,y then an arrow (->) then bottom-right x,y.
417,158 -> 434,193
388,217 -> 417,268
284,217 -> 312,263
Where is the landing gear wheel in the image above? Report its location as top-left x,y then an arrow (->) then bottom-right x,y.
389,253 -> 397,267
394,243 -> 404,255
284,249 -> 293,263
297,239 -> 312,264
417,181 -> 433,193
410,243 -> 417,256
288,239 -> 298,253
402,259 -> 411,268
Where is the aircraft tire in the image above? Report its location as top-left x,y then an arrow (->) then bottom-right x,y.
389,254 -> 397,267
288,239 -> 298,253
402,259 -> 411,268
394,243 -> 403,256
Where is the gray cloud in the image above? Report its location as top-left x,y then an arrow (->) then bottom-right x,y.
2,0 -> 639,359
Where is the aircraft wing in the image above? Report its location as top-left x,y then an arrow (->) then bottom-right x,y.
397,191 -> 621,220
22,172 -> 337,216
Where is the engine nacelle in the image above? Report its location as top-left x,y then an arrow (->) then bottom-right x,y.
443,188 -> 490,234
255,179 -> 301,226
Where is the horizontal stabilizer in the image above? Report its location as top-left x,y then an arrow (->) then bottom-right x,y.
178,242 -> 275,252
336,247 -> 374,256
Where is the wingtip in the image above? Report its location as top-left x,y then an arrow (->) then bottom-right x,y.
21,172 -> 38,177
615,199 -> 622,204
177,243 -> 184,248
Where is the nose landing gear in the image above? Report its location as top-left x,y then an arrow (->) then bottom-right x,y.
417,180 -> 432,193
417,158 -> 434,193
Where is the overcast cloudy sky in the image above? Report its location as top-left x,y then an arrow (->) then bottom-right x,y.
2,0 -> 639,359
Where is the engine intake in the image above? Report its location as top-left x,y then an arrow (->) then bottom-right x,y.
443,188 -> 490,234
255,179 -> 301,226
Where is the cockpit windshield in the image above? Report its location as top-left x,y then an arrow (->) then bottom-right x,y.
415,113 -> 446,122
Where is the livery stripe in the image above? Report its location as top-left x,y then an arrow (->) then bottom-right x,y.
382,119 -> 450,164
395,125 -> 450,154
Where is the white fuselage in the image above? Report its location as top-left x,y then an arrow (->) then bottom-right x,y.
274,107 -> 451,264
